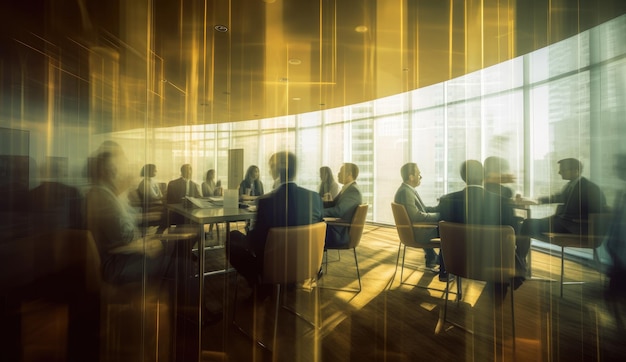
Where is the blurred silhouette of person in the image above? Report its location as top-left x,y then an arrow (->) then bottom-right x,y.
202,169 -> 222,239
85,142 -> 168,285
438,160 -> 526,291
323,163 -> 363,248
394,162 -> 439,268
484,156 -> 515,199
137,163 -> 163,205
239,165 -> 264,197
318,166 -> 339,202
521,158 -> 607,237
227,152 -> 323,295
606,153 -> 626,296
202,169 -> 222,197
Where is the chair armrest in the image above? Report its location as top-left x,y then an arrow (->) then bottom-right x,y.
412,222 -> 438,229
110,238 -> 163,257
324,218 -> 350,227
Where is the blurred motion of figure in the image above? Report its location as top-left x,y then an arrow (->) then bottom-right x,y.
202,169 -> 223,197
394,162 -> 440,268
227,152 -> 323,294
521,158 -> 607,237
319,166 -> 339,202
606,153 -> 626,296
85,142 -> 167,284
239,165 -> 264,197
483,156 -> 515,199
438,160 -> 527,290
137,163 -> 163,204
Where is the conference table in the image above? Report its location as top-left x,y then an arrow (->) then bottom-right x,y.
166,202 -> 256,361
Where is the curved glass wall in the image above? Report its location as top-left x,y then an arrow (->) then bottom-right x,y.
102,14 -> 625,228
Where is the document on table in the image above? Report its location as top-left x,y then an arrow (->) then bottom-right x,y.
185,196 -> 219,208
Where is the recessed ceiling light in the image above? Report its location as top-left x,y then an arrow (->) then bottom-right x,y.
279,77 -> 288,82
292,97 -> 301,101
355,26 -> 368,33
214,25 -> 228,32
288,58 -> 302,65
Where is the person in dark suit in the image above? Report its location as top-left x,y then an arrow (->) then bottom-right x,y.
227,152 -> 323,290
166,164 -> 202,224
521,158 -> 607,238
606,153 -> 626,296
394,162 -> 440,268
438,160 -> 526,290
166,164 -> 202,203
323,162 -> 363,248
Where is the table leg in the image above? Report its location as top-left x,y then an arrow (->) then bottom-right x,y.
197,222 -> 205,362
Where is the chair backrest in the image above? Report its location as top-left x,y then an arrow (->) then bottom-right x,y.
390,202 -> 437,247
263,222 -> 327,284
438,221 -> 516,283
589,213 -> 612,248
347,204 -> 369,248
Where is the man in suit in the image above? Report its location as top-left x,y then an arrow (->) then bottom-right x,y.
166,164 -> 202,224
394,162 -> 440,268
438,160 -> 526,290
521,158 -> 607,237
227,152 -> 324,291
323,162 -> 363,248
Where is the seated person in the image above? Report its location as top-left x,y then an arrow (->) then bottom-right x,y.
438,160 -> 527,290
483,156 -> 515,199
521,158 -> 607,238
323,163 -> 363,248
202,169 -> 223,197
167,164 -> 202,225
138,163 -> 164,205
318,166 -> 339,201
394,162 -> 439,268
85,143 -> 169,285
227,152 -> 323,291
239,165 -> 264,197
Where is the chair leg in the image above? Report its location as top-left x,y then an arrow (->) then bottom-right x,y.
389,243 -> 403,287
272,284 -> 281,354
353,248 -> 362,292
400,246 -> 407,283
561,246 -> 565,297
510,278 -> 516,350
435,276 -> 451,334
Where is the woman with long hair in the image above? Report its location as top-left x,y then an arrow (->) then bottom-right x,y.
239,165 -> 264,197
202,169 -> 223,197
318,166 -> 339,201
137,163 -> 163,204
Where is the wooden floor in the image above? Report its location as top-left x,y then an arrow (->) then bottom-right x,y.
194,224 -> 626,362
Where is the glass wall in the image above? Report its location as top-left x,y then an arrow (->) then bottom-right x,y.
101,15 -> 625,229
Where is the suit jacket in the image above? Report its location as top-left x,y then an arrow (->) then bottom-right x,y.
166,177 -> 201,204
394,183 -> 439,243
438,185 -> 516,228
323,182 -> 363,247
247,182 -> 323,258
539,176 -> 607,223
